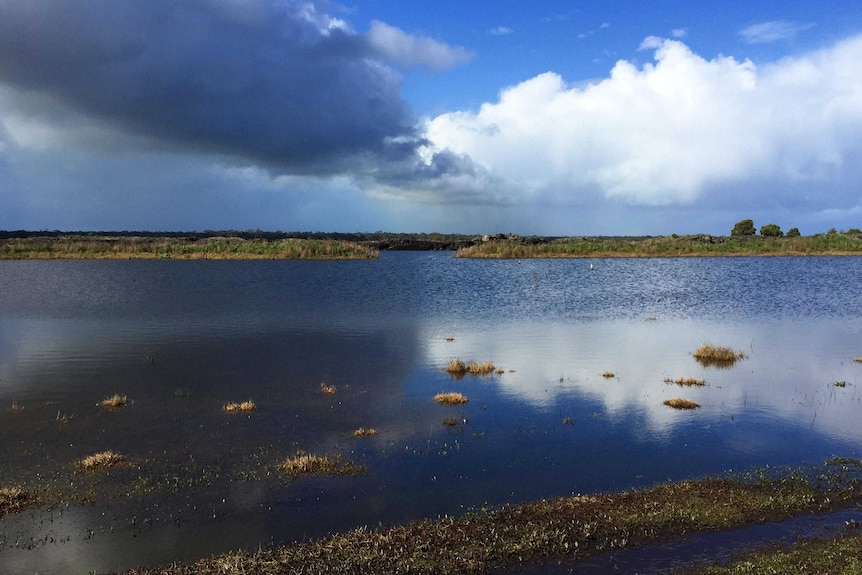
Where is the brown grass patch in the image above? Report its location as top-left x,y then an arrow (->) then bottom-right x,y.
467,361 -> 496,375
353,428 -> 378,437
434,392 -> 469,406
78,450 -> 126,471
223,400 -> 256,413
855,358 -> 862,363
100,394 -> 127,408
9,402 -> 22,412
693,344 -> 746,367
320,382 -> 337,395
0,487 -> 33,515
445,358 -> 468,375
445,336 -> 455,342
664,398 -> 701,410
602,371 -> 615,378
664,377 -> 706,387
280,451 -> 365,477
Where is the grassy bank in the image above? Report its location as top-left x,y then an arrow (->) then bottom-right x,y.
454,233 -> 862,258
123,460 -> 862,575
0,236 -> 379,260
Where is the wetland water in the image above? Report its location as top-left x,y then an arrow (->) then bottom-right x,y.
1,253 -> 861,573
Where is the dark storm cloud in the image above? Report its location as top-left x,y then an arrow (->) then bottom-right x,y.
0,0 -> 420,170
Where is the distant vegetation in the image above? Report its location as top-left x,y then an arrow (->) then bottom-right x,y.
454,232 -> 862,258
0,235 -> 379,260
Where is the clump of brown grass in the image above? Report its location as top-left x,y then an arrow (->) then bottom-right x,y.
280,451 -> 365,477
353,428 -> 378,437
664,398 -> 701,410
468,361 -> 496,375
100,394 -> 127,408
320,382 -> 336,395
445,336 -> 455,342
445,358 -> 468,375
495,368 -> 505,375
9,402 -> 22,412
602,371 -> 615,378
79,450 -> 126,471
855,358 -> 862,363
664,377 -> 706,387
223,400 -> 256,413
434,392 -> 469,406
0,486 -> 33,515
693,344 -> 746,367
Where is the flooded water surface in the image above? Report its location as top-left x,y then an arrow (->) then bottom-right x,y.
1,253 -> 861,573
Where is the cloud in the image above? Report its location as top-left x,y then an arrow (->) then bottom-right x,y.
489,26 -> 513,36
0,1 -> 464,174
671,28 -> 688,38
739,20 -> 814,44
414,35 -> 862,212
367,20 -> 473,71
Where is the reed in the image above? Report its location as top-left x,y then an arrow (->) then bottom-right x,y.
664,398 -> 701,410
434,392 -> 469,405
223,400 -> 256,413
444,358 -> 468,375
352,428 -> 378,437
664,377 -> 706,387
101,394 -> 127,408
693,344 -> 746,367
79,450 -> 125,471
320,382 -> 337,395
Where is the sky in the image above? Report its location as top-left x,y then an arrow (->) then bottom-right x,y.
1,1 -> 861,235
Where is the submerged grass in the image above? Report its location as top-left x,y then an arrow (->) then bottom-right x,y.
280,451 -> 366,478
124,461 -> 862,575
434,392 -> 469,406
664,377 -> 706,387
320,382 -> 337,395
352,428 -> 378,437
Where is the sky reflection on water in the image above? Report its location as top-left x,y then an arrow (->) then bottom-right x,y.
0,254 -> 860,573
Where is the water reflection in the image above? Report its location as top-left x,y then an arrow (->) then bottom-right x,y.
0,255 -> 861,574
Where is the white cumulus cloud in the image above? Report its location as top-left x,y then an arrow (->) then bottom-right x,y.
416,35 -> 862,209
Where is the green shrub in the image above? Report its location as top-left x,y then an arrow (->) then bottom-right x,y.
730,219 -> 756,236
760,223 -> 783,237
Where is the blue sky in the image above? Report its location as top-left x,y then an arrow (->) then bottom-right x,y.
1,1 -> 861,235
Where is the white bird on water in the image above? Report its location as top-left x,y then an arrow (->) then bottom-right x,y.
589,262 -> 594,271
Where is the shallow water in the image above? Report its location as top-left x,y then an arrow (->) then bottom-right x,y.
0,253 -> 861,573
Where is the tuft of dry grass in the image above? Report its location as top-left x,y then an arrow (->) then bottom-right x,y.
223,400 -> 256,413
445,336 -> 455,342
100,394 -> 127,408
353,428 -> 378,437
320,382 -> 337,395
664,398 -> 701,410
445,358 -> 468,375
434,392 -> 469,406
693,344 -> 746,367
602,371 -> 615,378
280,451 -> 365,477
78,450 -> 126,471
664,377 -> 706,387
0,486 -> 33,515
9,402 -> 22,412
855,357 -> 862,363
467,361 -> 496,375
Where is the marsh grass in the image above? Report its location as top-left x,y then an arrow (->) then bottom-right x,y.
280,451 -> 365,477
693,344 -> 746,367
664,377 -> 706,387
125,461 -> 862,575
695,532 -> 862,575
434,392 -> 469,406
223,400 -> 256,413
0,486 -> 33,516
78,450 -> 126,471
855,357 -> 862,363
352,428 -> 378,437
101,394 -> 127,408
55,410 -> 72,424
445,358 -> 496,377
664,398 -> 701,410
320,382 -> 337,395
442,416 -> 460,427
602,371 -> 615,378
9,402 -> 22,412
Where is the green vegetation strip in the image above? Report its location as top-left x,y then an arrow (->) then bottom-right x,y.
692,531 -> 862,575
125,462 -> 862,575
0,236 -> 378,260
455,233 -> 862,258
